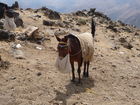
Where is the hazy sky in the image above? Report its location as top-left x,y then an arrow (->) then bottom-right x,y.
0,0 -> 121,12
0,0 -> 140,13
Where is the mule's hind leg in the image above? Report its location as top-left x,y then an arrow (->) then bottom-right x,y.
83,61 -> 87,77
71,61 -> 75,82
86,61 -> 90,77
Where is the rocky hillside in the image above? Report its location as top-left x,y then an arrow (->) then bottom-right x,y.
0,5 -> 140,105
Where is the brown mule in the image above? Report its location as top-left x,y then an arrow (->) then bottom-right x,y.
55,19 -> 95,83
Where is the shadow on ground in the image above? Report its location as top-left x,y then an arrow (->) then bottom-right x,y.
53,77 -> 95,105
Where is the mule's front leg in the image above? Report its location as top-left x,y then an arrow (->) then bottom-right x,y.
77,60 -> 82,83
77,68 -> 81,83
71,61 -> 75,82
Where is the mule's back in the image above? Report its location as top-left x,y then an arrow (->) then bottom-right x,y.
74,32 -> 94,62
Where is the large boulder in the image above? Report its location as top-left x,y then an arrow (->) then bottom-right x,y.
4,10 -> 17,31
0,2 -> 8,19
40,7 -> 61,20
5,9 -> 17,18
0,29 -> 15,41
74,11 -> 87,17
5,9 -> 23,27
0,3 -> 23,28
48,11 -> 61,20
87,8 -> 96,16
11,1 -> 19,9
24,26 -> 39,37
14,16 -> 23,27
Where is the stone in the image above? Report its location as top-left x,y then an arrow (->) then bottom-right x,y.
107,25 -> 118,32
0,2 -> 8,19
119,38 -> 133,49
11,49 -> 25,59
14,16 -> 24,27
122,27 -> 132,33
0,20 -> 4,29
43,20 -> 55,26
48,11 -> 61,20
34,15 -> 41,18
12,43 -> 22,49
37,72 -> 42,76
24,26 -> 39,37
87,8 -> 96,16
56,21 -> 65,27
54,29 -> 68,36
4,9 -> 23,27
74,11 -> 87,17
0,55 -> 10,69
0,29 -> 15,41
16,33 -> 27,41
11,1 -> 19,9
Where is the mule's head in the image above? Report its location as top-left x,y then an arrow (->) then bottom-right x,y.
55,35 -> 69,58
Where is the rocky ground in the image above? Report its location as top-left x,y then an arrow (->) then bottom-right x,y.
0,7 -> 140,105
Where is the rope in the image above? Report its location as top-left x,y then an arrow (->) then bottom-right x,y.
70,49 -> 82,57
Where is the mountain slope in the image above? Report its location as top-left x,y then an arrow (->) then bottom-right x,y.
107,0 -> 140,28
123,13 -> 140,27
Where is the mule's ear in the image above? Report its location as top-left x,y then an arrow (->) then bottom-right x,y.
55,35 -> 61,42
64,36 -> 68,42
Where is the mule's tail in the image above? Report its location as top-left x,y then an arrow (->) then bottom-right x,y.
91,18 -> 96,38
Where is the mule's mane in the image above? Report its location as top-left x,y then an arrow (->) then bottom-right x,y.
66,34 -> 81,56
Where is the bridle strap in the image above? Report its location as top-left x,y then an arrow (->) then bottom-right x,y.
59,40 -> 82,57
59,42 -> 67,45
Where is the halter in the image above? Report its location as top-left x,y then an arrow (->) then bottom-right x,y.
59,42 -> 67,45
58,41 -> 68,48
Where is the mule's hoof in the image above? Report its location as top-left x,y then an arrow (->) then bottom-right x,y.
71,79 -> 75,82
86,73 -> 89,77
83,74 -> 87,78
83,73 -> 86,77
76,81 -> 82,86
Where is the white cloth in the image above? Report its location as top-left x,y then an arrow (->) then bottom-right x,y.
4,16 -> 16,31
55,54 -> 71,73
